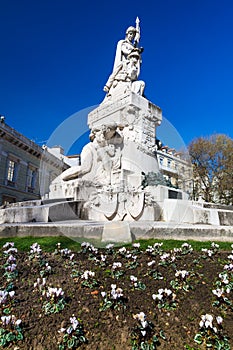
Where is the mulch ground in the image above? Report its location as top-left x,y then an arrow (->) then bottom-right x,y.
0,243 -> 233,349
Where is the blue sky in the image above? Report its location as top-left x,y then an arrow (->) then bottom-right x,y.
0,0 -> 233,154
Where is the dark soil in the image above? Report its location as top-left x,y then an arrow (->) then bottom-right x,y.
0,242 -> 233,349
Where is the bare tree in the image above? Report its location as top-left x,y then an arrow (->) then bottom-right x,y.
188,134 -> 233,205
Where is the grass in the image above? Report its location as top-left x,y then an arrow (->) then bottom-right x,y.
136,238 -> 233,251
0,236 -> 232,252
0,236 -> 81,252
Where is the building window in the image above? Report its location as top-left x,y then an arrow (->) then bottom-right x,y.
6,159 -> 18,186
159,157 -> 164,166
167,159 -> 171,168
26,166 -> 37,193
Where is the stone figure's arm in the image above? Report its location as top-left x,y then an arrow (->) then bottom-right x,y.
77,145 -> 94,175
61,145 -> 93,181
104,63 -> 123,92
121,42 -> 133,57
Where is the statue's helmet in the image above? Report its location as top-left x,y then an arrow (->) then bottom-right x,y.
126,26 -> 136,35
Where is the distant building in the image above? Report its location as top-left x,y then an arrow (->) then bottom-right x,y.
0,120 -> 78,206
157,145 -> 193,197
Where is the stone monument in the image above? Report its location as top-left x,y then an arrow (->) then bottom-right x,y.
48,18 -> 174,221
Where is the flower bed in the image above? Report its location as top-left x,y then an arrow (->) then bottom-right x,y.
0,240 -> 233,349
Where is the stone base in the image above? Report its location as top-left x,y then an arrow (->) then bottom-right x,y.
102,222 -> 132,243
0,220 -> 232,243
1,193 -> 233,229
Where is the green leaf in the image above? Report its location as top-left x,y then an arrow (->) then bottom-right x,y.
3,308 -> 11,315
63,334 -> 69,342
194,333 -> 203,345
79,335 -> 87,343
67,337 -> 75,348
0,328 -> 5,336
16,332 -> 24,340
159,329 -> 166,340
0,338 -> 7,347
6,331 -> 16,341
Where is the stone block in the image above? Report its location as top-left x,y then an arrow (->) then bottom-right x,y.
102,221 -> 132,243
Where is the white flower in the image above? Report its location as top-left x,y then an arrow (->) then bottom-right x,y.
81,270 -> 95,280
212,288 -> 224,298
147,260 -> 155,266
70,316 -> 79,330
66,326 -> 73,334
3,242 -> 15,249
101,292 -> 106,298
60,248 -> 71,256
211,242 -> 219,249
47,287 -> 64,298
201,248 -> 214,256
15,319 -> 22,326
106,244 -> 114,249
7,255 -> 16,263
164,288 -> 172,296
181,243 -> 190,248
152,293 -> 163,301
216,316 -> 223,324
133,312 -> 148,329
224,263 -> 233,271
1,316 -> 11,325
141,330 -> 146,336
200,314 -> 213,329
111,285 -> 123,299
146,246 -> 154,253
0,290 -> 8,304
45,263 -> 51,271
154,243 -> 163,248
30,243 -> 42,254
173,248 -> 182,253
175,270 -> 189,279
9,291 -> 15,298
132,243 -> 140,248
219,272 -> 229,284
3,247 -> 18,254
130,275 -> 137,282
137,312 -> 146,322
6,263 -> 17,272
56,288 -> 64,297
118,247 -> 127,254
160,253 -> 170,260
58,327 -> 66,333
112,262 -> 122,270
101,254 -> 106,262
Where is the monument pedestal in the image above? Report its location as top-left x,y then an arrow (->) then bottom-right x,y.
64,92 -> 164,221
88,92 -> 162,177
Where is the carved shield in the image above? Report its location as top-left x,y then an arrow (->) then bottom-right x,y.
95,192 -> 118,221
127,192 -> 145,220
